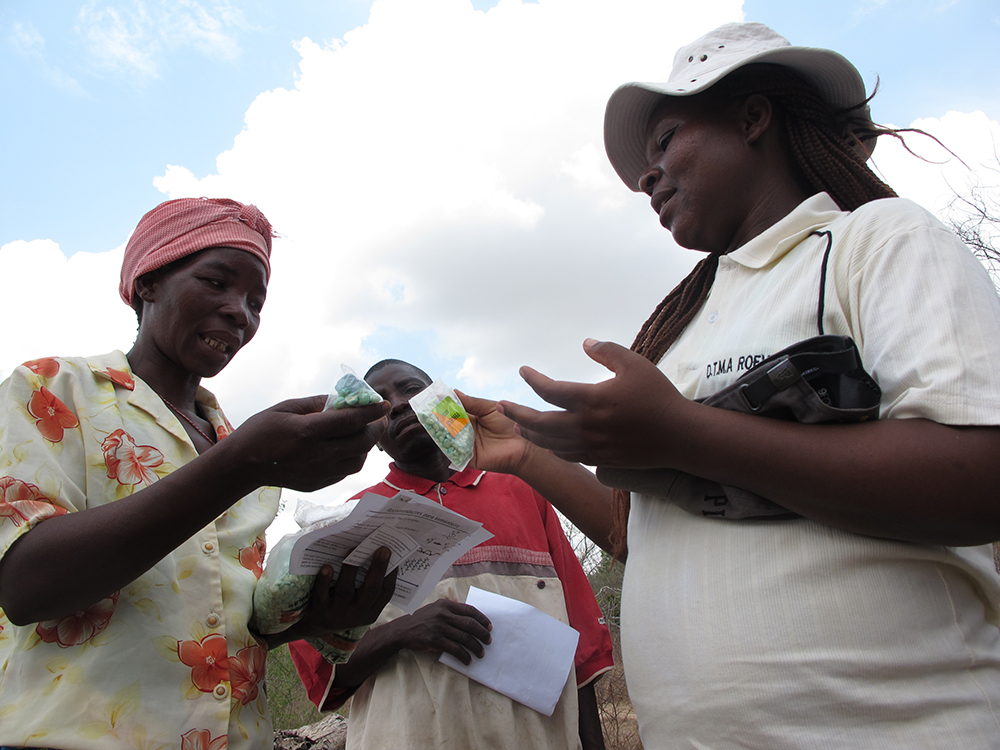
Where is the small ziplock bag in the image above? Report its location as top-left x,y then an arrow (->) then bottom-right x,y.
409,379 -> 475,471
324,365 -> 384,411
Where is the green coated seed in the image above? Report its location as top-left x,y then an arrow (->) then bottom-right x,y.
330,372 -> 383,410
415,412 -> 473,466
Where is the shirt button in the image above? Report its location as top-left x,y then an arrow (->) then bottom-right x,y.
206,613 -> 221,628
707,311 -> 719,323
214,683 -> 230,700
537,580 -> 546,589
202,541 -> 216,554
440,487 -> 447,495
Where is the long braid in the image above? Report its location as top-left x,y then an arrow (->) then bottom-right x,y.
608,253 -> 719,557
630,253 -> 721,363
610,65 -> 900,561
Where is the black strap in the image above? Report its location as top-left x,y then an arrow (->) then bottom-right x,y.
813,230 -> 834,336
737,342 -> 861,409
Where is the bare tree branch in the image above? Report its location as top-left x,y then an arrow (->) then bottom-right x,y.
944,155 -> 1000,287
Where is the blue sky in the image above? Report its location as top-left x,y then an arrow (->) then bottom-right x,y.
2,0 -> 998,519
747,0 -> 999,124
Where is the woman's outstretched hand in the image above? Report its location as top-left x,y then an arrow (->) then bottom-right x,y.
497,338 -> 692,469
457,390 -> 536,476
225,396 -> 389,492
457,352 -> 628,555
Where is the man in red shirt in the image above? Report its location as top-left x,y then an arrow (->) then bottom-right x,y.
290,359 -> 613,750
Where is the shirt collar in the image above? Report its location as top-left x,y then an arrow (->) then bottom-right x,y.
87,350 -> 137,390
383,462 -> 486,494
88,350 -> 224,446
726,192 -> 844,270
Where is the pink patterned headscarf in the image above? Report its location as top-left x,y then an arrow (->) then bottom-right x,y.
119,197 -> 275,306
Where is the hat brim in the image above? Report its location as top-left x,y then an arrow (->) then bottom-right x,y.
604,45 -> 874,192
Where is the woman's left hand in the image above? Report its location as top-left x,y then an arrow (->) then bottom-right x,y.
286,547 -> 398,642
498,338 -> 694,468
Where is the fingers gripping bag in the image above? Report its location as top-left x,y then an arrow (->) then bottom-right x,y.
250,498 -> 370,663
409,379 -> 475,471
324,365 -> 383,411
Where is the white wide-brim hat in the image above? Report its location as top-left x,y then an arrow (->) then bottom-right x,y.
604,22 -> 874,192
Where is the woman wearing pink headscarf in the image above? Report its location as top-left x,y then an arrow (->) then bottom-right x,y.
0,198 -> 394,749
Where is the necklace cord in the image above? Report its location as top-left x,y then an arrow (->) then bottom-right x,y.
162,397 -> 216,445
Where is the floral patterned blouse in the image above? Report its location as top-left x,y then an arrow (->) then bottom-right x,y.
0,351 -> 280,750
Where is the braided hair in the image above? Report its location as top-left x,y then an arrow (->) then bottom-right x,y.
610,64 -> 900,560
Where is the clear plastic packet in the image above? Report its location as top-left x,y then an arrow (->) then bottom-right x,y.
251,499 -> 371,663
250,531 -> 312,636
324,365 -> 383,410
408,379 -> 475,471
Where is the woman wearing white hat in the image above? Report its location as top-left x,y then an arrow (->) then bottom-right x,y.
463,21 -> 1000,748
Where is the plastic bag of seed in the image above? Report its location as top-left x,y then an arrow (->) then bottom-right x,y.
324,365 -> 383,410
249,532 -> 311,635
409,379 -> 475,471
250,500 -> 371,664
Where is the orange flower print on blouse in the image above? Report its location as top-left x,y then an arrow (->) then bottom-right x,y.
0,476 -> 47,504
181,728 -> 228,750
102,367 -> 136,391
0,477 -> 61,528
178,633 -> 230,693
36,591 -> 119,648
27,387 -> 79,443
230,641 -> 267,706
216,415 -> 234,441
24,357 -> 60,378
238,536 -> 266,580
102,429 -> 164,487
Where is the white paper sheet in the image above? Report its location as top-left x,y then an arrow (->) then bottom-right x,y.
439,586 -> 580,716
288,491 -> 493,614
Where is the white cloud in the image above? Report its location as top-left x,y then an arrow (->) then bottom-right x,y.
152,164 -> 202,195
7,21 -> 45,56
6,21 -> 89,97
151,0 -> 741,407
560,143 -> 629,212
77,1 -> 160,77
76,0 -> 246,78
873,110 -> 1000,223
0,240 -> 136,380
170,0 -> 246,59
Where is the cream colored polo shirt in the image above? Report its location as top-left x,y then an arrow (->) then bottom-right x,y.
623,194 -> 1000,749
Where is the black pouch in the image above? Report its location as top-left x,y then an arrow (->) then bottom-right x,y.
596,231 -> 882,520
596,335 -> 881,519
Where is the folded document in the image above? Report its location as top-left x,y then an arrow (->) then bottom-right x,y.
288,491 -> 494,614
